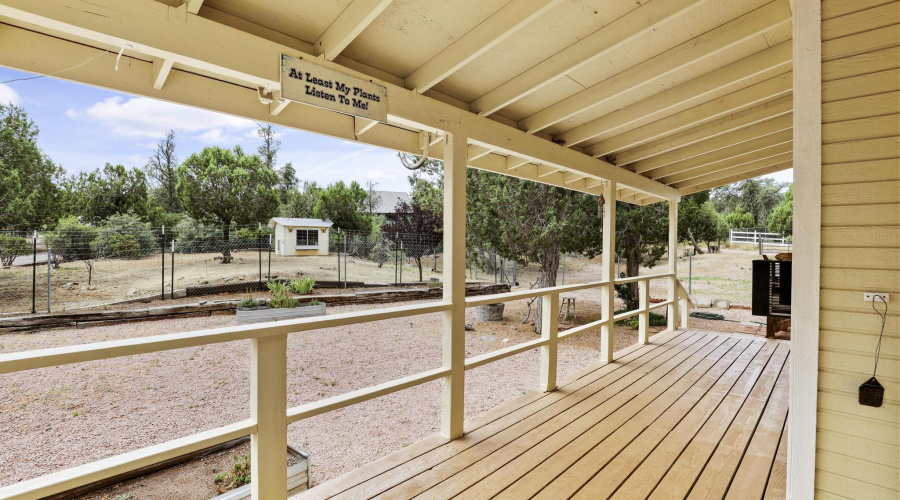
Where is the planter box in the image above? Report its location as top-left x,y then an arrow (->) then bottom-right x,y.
475,303 -> 505,321
236,303 -> 326,324
212,445 -> 310,500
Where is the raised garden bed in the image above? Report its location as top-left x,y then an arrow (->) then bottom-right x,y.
236,302 -> 327,324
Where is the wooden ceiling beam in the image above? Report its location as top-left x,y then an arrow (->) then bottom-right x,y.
612,93 -> 793,165
518,1 -> 792,134
469,0 -> 715,116
405,0 -> 563,93
677,160 -> 793,195
315,0 -> 394,61
581,73 -> 792,158
184,0 -> 204,15
557,41 -> 792,149
151,58 -> 174,90
669,153 -> 793,189
656,146 -> 792,185
631,114 -> 793,174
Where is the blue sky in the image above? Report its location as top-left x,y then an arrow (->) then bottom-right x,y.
0,67 -> 791,190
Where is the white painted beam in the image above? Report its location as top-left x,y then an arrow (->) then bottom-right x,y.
268,90 -> 291,116
631,114 -> 794,174
469,0 -> 714,116
0,0 -> 677,199
600,180 -> 616,362
405,0 -> 563,93
184,0 -> 204,15
151,58 -> 173,90
677,161 -> 793,195
354,117 -> 378,137
573,41 -> 792,152
670,155 -> 793,189
583,76 -> 792,160
314,0 -> 393,61
612,94 -> 793,166
467,144 -> 492,161
658,147 -> 792,186
518,1 -> 792,133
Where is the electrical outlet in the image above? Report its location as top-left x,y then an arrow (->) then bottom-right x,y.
863,292 -> 890,303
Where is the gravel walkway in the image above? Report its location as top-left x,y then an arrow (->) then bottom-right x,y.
2,294 -> 682,495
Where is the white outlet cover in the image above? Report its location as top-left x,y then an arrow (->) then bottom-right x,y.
863,292 -> 890,302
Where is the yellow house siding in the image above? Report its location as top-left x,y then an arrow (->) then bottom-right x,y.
817,1 -> 900,497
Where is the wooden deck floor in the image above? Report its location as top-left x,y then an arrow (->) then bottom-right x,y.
297,330 -> 790,500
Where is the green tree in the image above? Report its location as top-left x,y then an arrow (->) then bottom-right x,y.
389,199 -> 442,281
314,180 -> 371,231
0,235 -> 30,267
278,180 -> 320,218
678,191 -> 723,254
278,162 -> 297,199
724,207 -> 755,230
145,129 -> 180,212
712,178 -> 787,226
364,180 -> 382,215
43,216 -> 98,262
768,183 -> 793,236
96,213 -> 157,259
257,123 -> 280,170
176,146 -> 279,262
0,104 -> 63,229
614,202 -> 669,310
65,163 -> 153,224
468,169 -> 603,333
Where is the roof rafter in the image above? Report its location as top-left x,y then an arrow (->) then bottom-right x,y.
405,0 -> 564,93
184,0 -> 204,15
677,160 -> 793,195
468,0 -> 715,116
656,145 -> 792,185
669,152 -> 793,189
631,114 -> 793,174
612,93 -> 793,165
557,41 -> 792,149
518,1 -> 792,133
315,0 -> 394,61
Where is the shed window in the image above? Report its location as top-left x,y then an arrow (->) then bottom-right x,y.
296,229 -> 319,248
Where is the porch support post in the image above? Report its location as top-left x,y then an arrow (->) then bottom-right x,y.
667,199 -> 680,331
638,279 -> 649,344
441,130 -> 467,440
250,333 -> 288,500
600,180 -> 616,363
539,292 -> 559,391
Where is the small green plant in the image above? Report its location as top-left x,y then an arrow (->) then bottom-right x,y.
231,454 -> 252,488
308,299 -> 321,306
213,473 -> 226,484
615,311 -> 668,329
266,280 -> 299,309
72,411 -> 79,417
287,276 -> 316,295
238,296 -> 261,308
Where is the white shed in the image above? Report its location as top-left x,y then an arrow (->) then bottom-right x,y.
268,218 -> 333,256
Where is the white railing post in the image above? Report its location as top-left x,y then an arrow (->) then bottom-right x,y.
668,199 -> 680,331
638,279 -> 649,344
680,295 -> 690,329
250,333 -> 287,500
441,130 -> 467,440
600,180 -> 617,362
540,292 -> 559,391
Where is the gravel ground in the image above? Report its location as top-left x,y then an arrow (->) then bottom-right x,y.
0,285 -> 757,496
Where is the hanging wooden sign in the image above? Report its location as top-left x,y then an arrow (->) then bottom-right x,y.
280,54 -> 388,122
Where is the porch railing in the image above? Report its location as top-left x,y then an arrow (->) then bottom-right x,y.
0,273 -> 691,499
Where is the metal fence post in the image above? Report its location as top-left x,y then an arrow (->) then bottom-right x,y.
258,233 -> 263,285
561,253 -> 566,285
161,225 -> 166,300
688,250 -> 693,295
268,234 -> 272,280
170,239 -> 175,300
31,231 -> 37,314
47,248 -> 51,313
343,233 -> 348,288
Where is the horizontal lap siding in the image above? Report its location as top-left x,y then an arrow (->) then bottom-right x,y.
817,1 -> 900,498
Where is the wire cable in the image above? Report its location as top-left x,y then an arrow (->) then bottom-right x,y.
871,294 -> 887,377
1,46 -> 114,85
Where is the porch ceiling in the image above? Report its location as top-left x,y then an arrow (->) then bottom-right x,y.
0,0 -> 794,203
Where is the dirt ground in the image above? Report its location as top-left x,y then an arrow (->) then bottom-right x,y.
0,244 -> 767,498
0,244 -> 760,315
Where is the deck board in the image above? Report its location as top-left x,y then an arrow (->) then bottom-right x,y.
296,331 -> 789,500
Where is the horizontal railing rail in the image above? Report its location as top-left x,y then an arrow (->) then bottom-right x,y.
0,273 -> 692,499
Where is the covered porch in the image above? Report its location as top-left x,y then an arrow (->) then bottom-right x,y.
299,330 -> 789,500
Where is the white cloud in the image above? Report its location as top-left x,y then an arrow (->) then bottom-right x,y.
0,84 -> 19,106
65,96 -> 256,139
198,129 -> 231,144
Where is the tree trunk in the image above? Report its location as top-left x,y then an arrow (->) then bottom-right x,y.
221,222 -> 233,264
687,228 -> 703,255
416,256 -> 423,281
534,248 -> 560,334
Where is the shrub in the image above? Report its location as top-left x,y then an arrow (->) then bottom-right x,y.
288,276 -> 315,295
0,236 -> 29,267
308,299 -> 321,306
266,280 -> 299,309
172,217 -> 222,253
238,296 -> 262,309
615,311 -> 668,330
96,213 -> 157,259
43,217 -> 98,262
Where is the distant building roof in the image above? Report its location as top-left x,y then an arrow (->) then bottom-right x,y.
375,191 -> 411,214
268,218 -> 334,228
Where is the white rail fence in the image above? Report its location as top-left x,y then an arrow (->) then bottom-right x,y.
0,275 -> 692,499
729,229 -> 792,253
